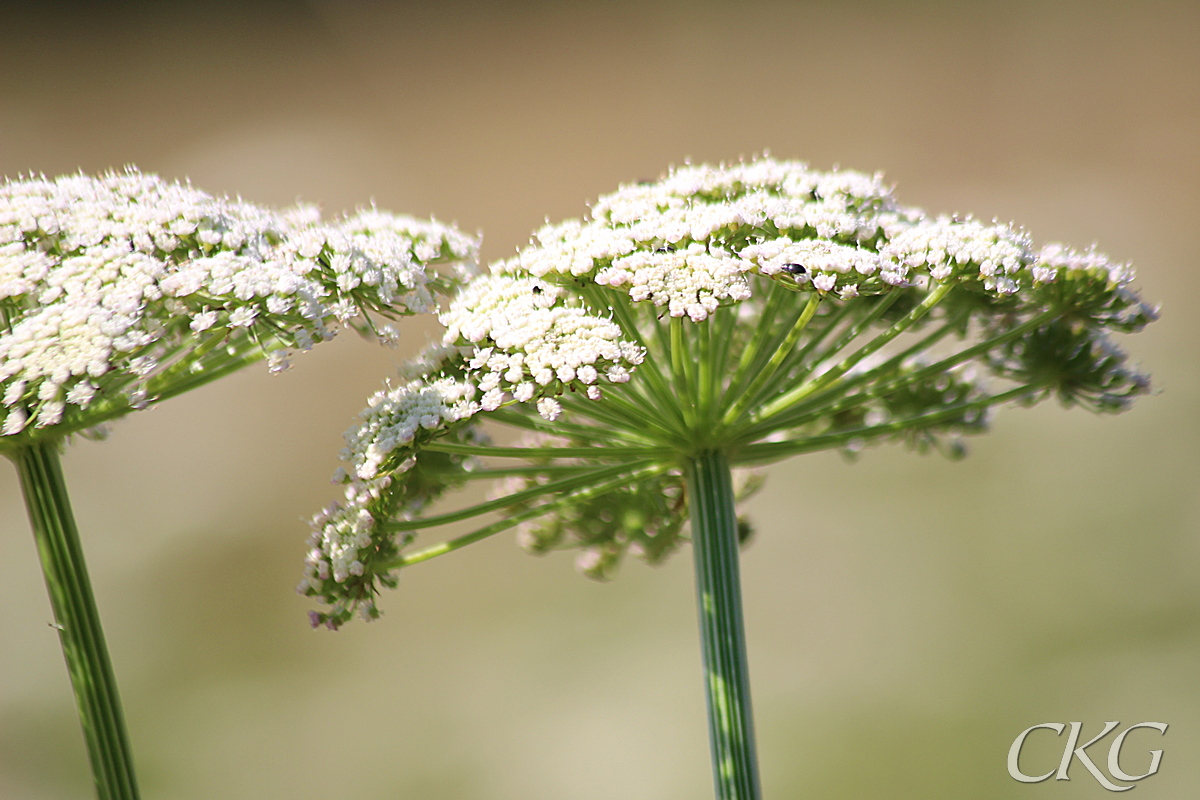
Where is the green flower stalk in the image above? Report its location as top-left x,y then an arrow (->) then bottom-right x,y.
303,157 -> 1155,799
0,168 -> 477,800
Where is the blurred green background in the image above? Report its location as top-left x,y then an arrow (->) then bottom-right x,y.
1,1 -> 1196,798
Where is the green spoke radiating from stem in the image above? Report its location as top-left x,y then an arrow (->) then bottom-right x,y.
424,440 -> 672,459
734,383 -> 1041,464
383,462 -> 668,569
11,441 -> 141,800
774,291 -> 898,391
458,464 -> 599,479
720,293 -> 855,429
707,300 -> 738,414
576,384 -> 688,442
729,280 -> 789,384
382,460 -> 653,532
721,292 -> 821,426
740,307 -> 1059,441
670,315 -> 699,427
751,281 -> 952,425
556,391 -> 690,450
687,450 -> 761,800
585,287 -> 688,431
487,406 -> 655,447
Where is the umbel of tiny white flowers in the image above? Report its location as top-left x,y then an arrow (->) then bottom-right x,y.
304,157 -> 1155,629
1,168 -> 477,800
0,168 -> 477,450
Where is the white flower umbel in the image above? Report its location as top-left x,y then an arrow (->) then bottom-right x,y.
1,167 -> 478,800
306,156 -> 1155,629
304,156 -> 1155,800
0,168 -> 477,446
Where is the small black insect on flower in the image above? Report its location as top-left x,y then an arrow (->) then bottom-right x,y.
781,263 -> 807,275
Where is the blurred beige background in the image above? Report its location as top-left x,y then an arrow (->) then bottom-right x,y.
1,1 -> 1197,798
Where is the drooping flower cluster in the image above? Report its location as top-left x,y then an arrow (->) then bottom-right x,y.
300,363 -> 483,624
301,272 -> 649,624
0,168 -> 476,442
301,401 -> 484,624
303,156 -> 1156,628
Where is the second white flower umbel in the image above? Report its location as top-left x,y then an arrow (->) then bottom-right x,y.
0,168 -> 477,444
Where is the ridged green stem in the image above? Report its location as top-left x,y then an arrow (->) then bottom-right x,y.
10,440 -> 140,800
687,450 -> 761,800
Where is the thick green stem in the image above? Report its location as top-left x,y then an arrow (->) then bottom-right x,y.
11,440 -> 140,800
687,450 -> 761,800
